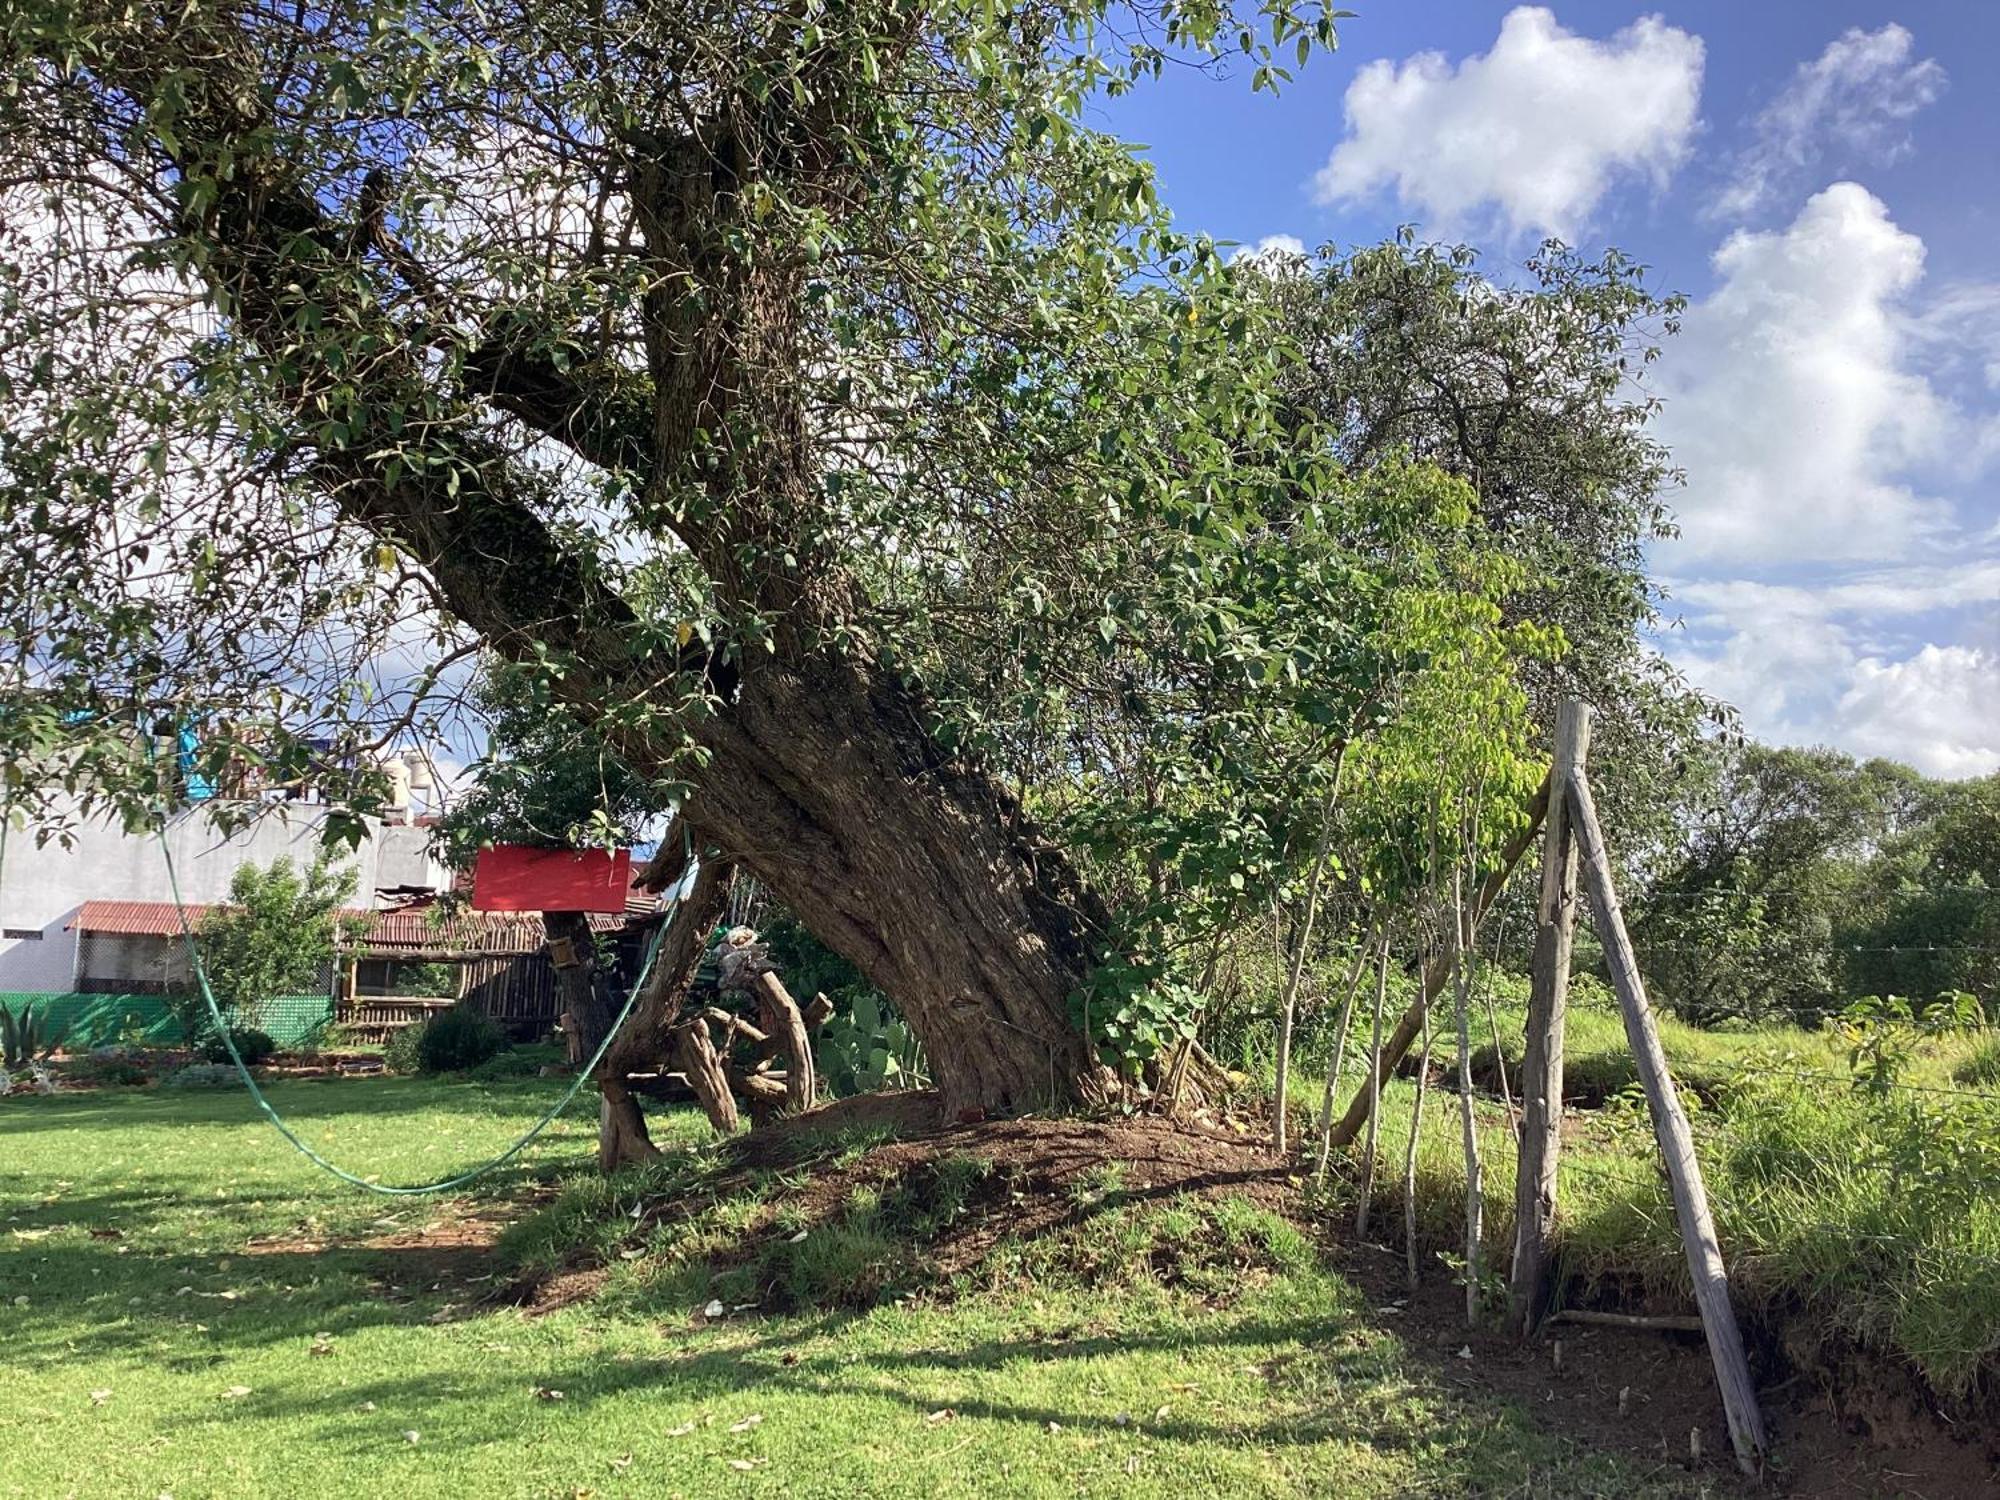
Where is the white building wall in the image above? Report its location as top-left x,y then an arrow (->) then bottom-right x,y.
0,802 -> 450,993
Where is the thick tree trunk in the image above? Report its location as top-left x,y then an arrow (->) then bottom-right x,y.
664,654 -> 1115,1118
83,22 -> 1116,1127
546,910 -> 614,1057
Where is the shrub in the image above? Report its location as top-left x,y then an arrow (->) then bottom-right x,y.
165,1063 -> 238,1089
416,1007 -> 507,1073
1955,1032 -> 2000,1087
464,1041 -> 566,1081
1,1002 -> 73,1068
66,1053 -> 153,1087
382,1022 -> 427,1076
199,1027 -> 277,1066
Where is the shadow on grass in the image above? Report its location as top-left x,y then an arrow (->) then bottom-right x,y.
0,1074 -> 592,1134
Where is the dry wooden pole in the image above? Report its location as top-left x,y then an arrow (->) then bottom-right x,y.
1326,772 -> 1549,1150
670,1016 -> 739,1134
1508,699 -> 1592,1334
1568,770 -> 1769,1475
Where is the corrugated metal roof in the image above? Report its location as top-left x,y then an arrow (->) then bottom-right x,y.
69,898 -> 649,952
68,899 -> 210,936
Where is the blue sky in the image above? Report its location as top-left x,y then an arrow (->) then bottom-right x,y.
1097,3 -> 2000,777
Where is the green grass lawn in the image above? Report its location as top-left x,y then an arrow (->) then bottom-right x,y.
0,1075 -> 1727,1498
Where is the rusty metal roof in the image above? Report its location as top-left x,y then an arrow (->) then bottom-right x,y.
68,899 -> 215,936
69,899 -> 646,954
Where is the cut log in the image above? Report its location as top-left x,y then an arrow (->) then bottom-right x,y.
669,1014 -> 739,1134
755,970 -> 816,1113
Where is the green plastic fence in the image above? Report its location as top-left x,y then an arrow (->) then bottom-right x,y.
0,991 -> 335,1049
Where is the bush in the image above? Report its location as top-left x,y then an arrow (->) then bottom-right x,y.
199,1027 -> 276,1066
66,1053 -> 153,1087
463,1041 -> 566,1081
416,1007 -> 507,1073
165,1063 -> 238,1089
1955,1032 -> 2000,1087
382,1022 -> 427,1076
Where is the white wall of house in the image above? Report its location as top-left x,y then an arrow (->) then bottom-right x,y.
0,801 -> 450,992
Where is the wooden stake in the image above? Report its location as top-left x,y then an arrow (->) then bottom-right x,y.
1568,769 -> 1768,1475
1509,699 -> 1591,1334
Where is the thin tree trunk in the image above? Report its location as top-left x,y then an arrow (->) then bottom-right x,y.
1326,773 -> 1550,1150
1314,923 -> 1378,1182
1403,998 -> 1433,1287
1453,866 -> 1483,1326
1273,756 -> 1346,1155
1355,933 -> 1391,1240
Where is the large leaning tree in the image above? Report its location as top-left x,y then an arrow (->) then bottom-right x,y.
0,0 -> 1677,1157
0,0 -> 1366,1131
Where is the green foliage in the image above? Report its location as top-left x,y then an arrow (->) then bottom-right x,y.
163,1062 -> 238,1089
428,663 -> 669,870
396,962 -> 461,1000
188,857 -> 359,1044
199,1026 -> 277,1066
814,989 -> 926,1096
0,1000 -> 71,1068
1954,1033 -> 2000,1087
415,1007 -> 508,1073
463,1040 -> 566,1081
1628,747 -> 2000,1025
381,1023 -> 427,1077
1836,992 -> 1983,1096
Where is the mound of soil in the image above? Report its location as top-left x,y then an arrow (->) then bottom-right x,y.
747,1100 -> 1292,1278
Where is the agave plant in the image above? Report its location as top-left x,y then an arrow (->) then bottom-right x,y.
0,1002 -> 73,1069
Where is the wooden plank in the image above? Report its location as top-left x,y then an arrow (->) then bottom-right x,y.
1568,769 -> 1769,1474
1509,699 -> 1592,1334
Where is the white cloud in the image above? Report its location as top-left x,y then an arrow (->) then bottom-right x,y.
1657,183 -> 1955,565
1715,25 -> 1946,220
1836,646 -> 2000,778
1311,6 -> 1703,241
1231,233 -> 1307,263
1664,565 -> 2000,778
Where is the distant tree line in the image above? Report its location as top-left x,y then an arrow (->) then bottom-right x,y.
1622,743 -> 1999,1025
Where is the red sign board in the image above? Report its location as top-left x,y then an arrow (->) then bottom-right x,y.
471,845 -> 632,913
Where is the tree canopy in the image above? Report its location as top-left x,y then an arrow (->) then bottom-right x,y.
0,0 -> 1701,1120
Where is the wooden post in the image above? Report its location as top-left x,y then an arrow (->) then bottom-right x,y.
1509,699 -> 1591,1334
1568,769 -> 1768,1475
